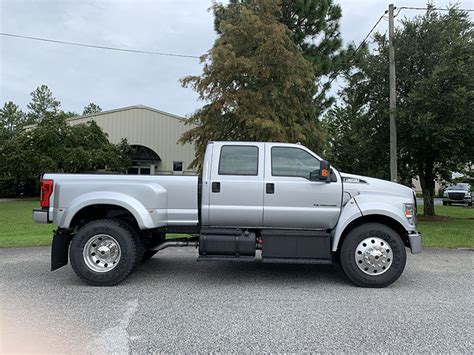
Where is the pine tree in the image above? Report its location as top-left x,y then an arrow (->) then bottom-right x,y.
27,85 -> 61,123
181,0 -> 322,168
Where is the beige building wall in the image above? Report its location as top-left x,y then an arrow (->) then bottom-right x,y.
67,105 -> 197,174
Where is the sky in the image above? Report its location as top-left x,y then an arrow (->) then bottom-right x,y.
1,0 -> 472,118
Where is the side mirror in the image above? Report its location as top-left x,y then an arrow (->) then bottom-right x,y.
318,160 -> 331,182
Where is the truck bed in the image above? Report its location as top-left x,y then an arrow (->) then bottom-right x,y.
40,173 -> 199,229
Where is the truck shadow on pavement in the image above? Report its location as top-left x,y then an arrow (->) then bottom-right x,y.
123,254 -> 350,288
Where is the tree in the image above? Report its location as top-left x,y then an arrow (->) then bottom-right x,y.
181,0 -> 322,168
27,85 -> 61,123
325,7 -> 474,216
0,111 -> 131,196
0,101 -> 25,139
214,0 -> 355,112
83,103 -> 102,115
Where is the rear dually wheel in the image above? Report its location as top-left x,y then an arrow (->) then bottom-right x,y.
70,219 -> 139,286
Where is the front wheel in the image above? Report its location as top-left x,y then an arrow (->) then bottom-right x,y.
340,223 -> 407,288
70,219 -> 140,286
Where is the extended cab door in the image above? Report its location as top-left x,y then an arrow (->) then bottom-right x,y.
263,143 -> 342,230
205,142 -> 265,227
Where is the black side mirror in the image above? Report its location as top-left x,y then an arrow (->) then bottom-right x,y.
318,160 -> 331,182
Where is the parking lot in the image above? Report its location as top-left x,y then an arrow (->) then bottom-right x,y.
1,247 -> 472,353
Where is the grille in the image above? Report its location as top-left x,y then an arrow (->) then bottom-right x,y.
449,192 -> 465,200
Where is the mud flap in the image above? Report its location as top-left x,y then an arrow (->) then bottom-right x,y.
51,230 -> 73,271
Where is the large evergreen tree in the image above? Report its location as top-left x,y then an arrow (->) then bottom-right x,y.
214,0 -> 354,112
181,0 -> 322,168
325,7 -> 474,216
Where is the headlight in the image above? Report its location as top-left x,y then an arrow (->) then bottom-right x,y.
405,203 -> 415,225
443,191 -> 448,197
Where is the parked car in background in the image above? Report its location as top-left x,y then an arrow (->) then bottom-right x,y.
443,183 -> 472,206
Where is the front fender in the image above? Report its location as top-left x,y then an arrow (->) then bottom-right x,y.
354,194 -> 414,231
332,198 -> 362,251
332,195 -> 415,251
57,191 -> 158,229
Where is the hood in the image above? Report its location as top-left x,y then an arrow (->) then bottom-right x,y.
444,188 -> 469,193
341,172 -> 414,200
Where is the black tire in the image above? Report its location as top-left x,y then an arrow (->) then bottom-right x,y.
340,223 -> 407,288
70,219 -> 139,286
443,201 -> 448,206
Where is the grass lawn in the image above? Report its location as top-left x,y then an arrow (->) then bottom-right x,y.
0,199 -> 55,247
0,199 -> 472,249
417,205 -> 474,248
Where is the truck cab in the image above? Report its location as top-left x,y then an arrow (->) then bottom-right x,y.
33,141 -> 422,288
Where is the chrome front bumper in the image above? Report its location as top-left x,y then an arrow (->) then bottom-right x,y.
33,208 -> 49,224
408,232 -> 422,254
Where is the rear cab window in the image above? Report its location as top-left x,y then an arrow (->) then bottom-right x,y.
218,145 -> 259,176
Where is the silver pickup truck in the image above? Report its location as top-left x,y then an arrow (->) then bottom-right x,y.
34,141 -> 421,287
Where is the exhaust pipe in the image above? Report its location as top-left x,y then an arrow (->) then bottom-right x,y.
150,237 -> 198,252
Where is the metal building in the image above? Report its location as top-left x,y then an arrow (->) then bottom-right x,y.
67,105 -> 197,175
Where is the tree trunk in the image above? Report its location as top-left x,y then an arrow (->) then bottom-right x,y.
419,165 -> 436,216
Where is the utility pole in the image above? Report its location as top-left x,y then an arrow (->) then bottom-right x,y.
388,3 -> 398,182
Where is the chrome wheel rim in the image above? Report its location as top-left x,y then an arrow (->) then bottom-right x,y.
83,234 -> 121,273
355,237 -> 392,275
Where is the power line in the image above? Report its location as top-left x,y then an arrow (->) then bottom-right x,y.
327,12 -> 386,85
0,32 -> 200,59
398,6 -> 474,12
326,5 -> 473,85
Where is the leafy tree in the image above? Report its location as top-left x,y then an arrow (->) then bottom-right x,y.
0,112 -> 131,196
325,6 -> 474,216
181,0 -> 321,168
83,103 -> 102,115
27,85 -> 61,123
214,0 -> 355,112
0,101 -> 25,139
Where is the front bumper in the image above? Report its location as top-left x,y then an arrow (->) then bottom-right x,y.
443,197 -> 471,204
408,231 -> 422,254
33,208 -> 49,224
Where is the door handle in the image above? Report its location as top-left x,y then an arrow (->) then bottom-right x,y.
212,182 -> 221,193
266,183 -> 275,194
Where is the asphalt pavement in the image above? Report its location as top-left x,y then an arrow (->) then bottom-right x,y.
1,247 -> 472,353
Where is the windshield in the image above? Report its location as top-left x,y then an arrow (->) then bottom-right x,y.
448,183 -> 469,191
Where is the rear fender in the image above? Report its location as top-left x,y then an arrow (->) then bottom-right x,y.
58,191 -> 161,230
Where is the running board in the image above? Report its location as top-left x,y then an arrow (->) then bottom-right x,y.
262,258 -> 332,265
197,255 -> 255,262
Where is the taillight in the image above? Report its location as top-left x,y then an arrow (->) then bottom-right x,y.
40,179 -> 54,208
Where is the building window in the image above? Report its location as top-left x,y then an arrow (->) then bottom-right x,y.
218,145 -> 258,176
173,161 -> 183,172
